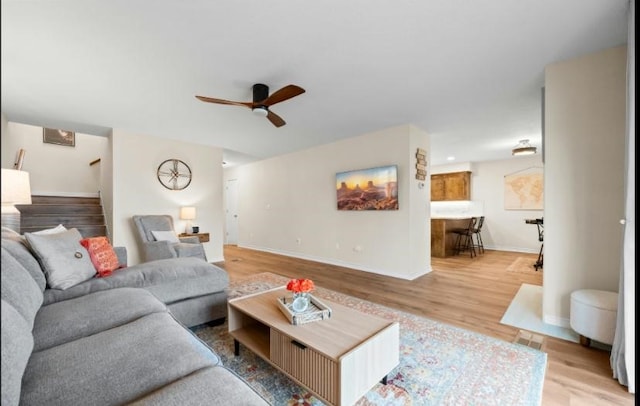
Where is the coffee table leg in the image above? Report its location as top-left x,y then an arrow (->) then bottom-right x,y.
380,375 -> 388,385
234,339 -> 240,356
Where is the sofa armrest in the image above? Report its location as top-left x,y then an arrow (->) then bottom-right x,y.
113,246 -> 128,267
178,236 -> 200,244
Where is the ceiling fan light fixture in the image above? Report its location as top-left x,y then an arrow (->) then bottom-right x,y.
252,107 -> 268,117
196,83 -> 305,127
512,139 -> 537,156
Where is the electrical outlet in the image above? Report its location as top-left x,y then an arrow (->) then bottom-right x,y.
336,242 -> 340,250
353,245 -> 363,252
296,238 -> 301,245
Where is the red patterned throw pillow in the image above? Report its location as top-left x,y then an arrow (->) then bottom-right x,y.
79,236 -> 120,277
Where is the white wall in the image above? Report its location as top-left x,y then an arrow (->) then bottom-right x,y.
0,121 -> 224,266
1,114 -> 8,142
472,155 -> 544,252
431,162 -> 473,174
225,124 -> 431,280
111,130 -> 224,265
543,45 -> 626,326
1,122 -> 110,194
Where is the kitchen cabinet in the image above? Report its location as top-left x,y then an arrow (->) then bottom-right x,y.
430,171 -> 471,201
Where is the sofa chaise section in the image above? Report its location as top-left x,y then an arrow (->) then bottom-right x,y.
1,236 -> 228,328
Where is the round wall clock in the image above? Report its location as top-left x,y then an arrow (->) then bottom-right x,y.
157,159 -> 192,190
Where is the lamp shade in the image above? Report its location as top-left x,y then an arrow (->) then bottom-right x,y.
512,139 -> 537,156
1,168 -> 32,207
180,206 -> 196,220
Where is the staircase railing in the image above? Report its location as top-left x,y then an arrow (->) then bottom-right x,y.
98,190 -> 111,242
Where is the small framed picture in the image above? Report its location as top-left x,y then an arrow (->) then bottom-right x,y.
43,128 -> 75,147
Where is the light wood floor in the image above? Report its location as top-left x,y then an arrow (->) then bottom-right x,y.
217,245 -> 634,406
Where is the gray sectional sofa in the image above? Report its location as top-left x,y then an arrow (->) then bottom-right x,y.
1,231 -> 269,406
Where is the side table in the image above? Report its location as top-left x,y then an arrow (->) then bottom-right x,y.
179,232 -> 210,243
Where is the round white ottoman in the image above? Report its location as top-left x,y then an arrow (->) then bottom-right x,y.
570,289 -> 618,347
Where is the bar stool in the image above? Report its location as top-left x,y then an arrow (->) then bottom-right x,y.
453,217 -> 477,258
472,216 -> 485,254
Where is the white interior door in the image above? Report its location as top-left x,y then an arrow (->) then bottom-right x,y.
225,179 -> 239,245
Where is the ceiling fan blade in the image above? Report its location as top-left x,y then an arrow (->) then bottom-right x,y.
195,95 -> 253,108
266,110 -> 286,127
261,85 -> 305,107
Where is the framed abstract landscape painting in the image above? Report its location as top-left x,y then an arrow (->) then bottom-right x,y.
336,165 -> 398,211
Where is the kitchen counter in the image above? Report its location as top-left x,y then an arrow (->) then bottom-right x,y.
431,215 -> 476,220
431,217 -> 472,258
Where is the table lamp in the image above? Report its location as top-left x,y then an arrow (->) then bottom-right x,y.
180,206 -> 197,233
1,168 -> 32,233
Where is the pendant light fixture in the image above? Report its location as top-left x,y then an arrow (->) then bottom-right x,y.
512,139 -> 537,156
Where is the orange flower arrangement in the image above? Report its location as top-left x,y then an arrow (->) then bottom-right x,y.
286,278 -> 315,294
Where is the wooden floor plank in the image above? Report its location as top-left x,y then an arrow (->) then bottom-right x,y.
217,245 -> 634,405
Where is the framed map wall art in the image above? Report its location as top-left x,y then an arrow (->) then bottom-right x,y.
504,167 -> 543,210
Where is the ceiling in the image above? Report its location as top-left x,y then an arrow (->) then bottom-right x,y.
1,0 -> 629,167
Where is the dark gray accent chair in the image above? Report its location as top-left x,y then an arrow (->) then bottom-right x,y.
132,215 -> 207,262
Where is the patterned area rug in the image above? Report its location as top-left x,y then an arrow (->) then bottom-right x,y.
193,272 -> 547,405
507,256 -> 542,273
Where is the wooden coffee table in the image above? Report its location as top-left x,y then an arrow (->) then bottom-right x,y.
228,287 -> 399,406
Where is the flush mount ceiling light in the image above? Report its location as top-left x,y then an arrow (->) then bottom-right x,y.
252,106 -> 268,117
512,139 -> 537,156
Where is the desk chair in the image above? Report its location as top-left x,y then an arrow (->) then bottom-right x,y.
525,218 -> 543,270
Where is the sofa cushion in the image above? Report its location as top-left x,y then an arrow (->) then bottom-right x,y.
1,247 -> 44,328
129,366 -> 269,406
79,236 -> 121,277
21,312 -> 220,406
25,228 -> 96,290
173,242 -> 207,260
1,300 -> 35,406
151,230 -> 180,243
43,257 -> 229,305
1,238 -> 46,291
32,288 -> 167,352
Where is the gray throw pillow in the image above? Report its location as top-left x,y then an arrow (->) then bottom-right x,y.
151,230 -> 180,243
31,224 -> 67,235
25,228 -> 96,290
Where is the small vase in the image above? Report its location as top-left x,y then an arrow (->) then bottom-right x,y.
291,292 -> 310,313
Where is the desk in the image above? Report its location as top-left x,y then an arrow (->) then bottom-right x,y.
431,218 -> 472,257
179,232 -> 210,243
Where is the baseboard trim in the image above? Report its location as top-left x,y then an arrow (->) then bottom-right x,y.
543,314 -> 571,328
238,244 -> 431,281
485,244 -> 540,254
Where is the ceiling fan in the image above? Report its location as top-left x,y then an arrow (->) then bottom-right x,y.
196,83 -> 305,128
